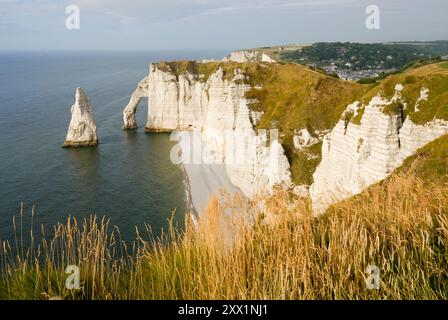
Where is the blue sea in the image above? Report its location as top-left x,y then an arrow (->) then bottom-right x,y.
0,50 -> 228,242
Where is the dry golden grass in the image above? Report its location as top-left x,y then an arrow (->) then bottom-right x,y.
404,62 -> 448,76
1,173 -> 447,300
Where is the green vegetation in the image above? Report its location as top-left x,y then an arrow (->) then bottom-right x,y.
281,41 -> 448,71
358,63 -> 448,124
350,106 -> 365,125
286,142 -> 322,185
156,60 -> 271,83
157,60 -> 232,81
357,77 -> 377,84
243,63 -> 370,184
382,101 -> 405,116
395,134 -> 448,182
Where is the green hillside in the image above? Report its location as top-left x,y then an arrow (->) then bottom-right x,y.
395,134 -> 448,183
351,62 -> 448,124
281,41 -> 448,70
246,61 -> 448,185
243,63 -> 370,184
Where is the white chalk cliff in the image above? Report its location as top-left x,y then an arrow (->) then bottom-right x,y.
124,64 -> 291,200
63,87 -> 98,148
222,50 -> 259,63
123,77 -> 148,129
223,50 -> 275,63
293,128 -> 322,151
310,84 -> 448,214
261,53 -> 276,63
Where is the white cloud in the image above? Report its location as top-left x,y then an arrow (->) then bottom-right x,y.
1,0 -> 446,50
72,0 -> 358,25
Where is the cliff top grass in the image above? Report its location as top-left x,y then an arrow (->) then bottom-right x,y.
156,61 -> 218,81
155,60 -> 270,83
252,64 -> 369,130
356,62 -> 448,124
404,61 -> 448,76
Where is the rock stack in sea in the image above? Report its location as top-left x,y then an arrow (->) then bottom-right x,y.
63,87 -> 99,148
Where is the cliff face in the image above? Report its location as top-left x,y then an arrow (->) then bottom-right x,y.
123,77 -> 148,129
310,84 -> 448,213
63,87 -> 98,148
124,63 -> 291,198
124,60 -> 447,215
222,50 -> 276,63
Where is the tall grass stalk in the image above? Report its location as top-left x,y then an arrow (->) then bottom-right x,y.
0,174 -> 447,299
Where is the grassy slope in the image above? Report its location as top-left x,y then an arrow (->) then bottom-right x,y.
245,63 -> 371,184
2,173 -> 447,300
248,44 -> 311,62
356,62 -> 448,124
395,133 -> 448,183
260,62 -> 447,184
244,63 -> 370,185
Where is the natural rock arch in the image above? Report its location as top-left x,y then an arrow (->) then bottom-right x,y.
122,76 -> 149,129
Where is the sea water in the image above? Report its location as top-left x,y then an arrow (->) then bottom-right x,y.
0,49 -> 228,242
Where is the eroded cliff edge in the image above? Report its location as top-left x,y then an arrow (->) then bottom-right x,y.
123,60 -> 448,215
310,84 -> 448,213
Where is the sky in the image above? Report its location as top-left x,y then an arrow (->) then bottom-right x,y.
0,0 -> 447,51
